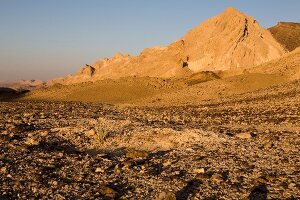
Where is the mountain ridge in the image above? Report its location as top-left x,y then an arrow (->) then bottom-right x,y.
48,7 -> 286,85
269,22 -> 300,51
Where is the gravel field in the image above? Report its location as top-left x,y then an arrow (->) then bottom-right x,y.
0,84 -> 299,199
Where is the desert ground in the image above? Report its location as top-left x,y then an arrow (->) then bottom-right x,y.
1,78 -> 299,199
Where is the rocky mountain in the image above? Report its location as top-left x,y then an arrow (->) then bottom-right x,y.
180,7 -> 286,71
49,7 -> 286,85
269,22 -> 300,51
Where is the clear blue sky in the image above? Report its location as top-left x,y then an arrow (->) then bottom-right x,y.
0,0 -> 299,80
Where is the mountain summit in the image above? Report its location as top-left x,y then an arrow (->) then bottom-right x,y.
181,7 -> 286,71
50,7 -> 286,85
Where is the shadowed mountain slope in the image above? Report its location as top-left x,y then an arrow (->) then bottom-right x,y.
269,22 -> 300,51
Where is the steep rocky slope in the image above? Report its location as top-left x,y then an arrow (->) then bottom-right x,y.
50,7 -> 286,85
269,22 -> 300,51
180,7 -> 285,71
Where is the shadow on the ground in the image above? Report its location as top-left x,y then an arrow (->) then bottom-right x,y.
176,179 -> 202,200
249,184 -> 268,200
27,137 -> 81,154
0,87 -> 30,101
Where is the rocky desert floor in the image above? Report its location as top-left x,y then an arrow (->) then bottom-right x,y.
0,80 -> 300,200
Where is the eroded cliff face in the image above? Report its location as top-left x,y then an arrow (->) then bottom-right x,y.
91,40 -> 190,80
49,7 -> 286,85
181,7 -> 286,71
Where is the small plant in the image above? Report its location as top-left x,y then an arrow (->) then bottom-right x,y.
95,128 -> 109,141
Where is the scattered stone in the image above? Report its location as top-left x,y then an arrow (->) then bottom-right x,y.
1,130 -> 8,135
236,132 -> 252,139
192,168 -> 205,174
155,191 -> 176,200
95,167 -> 105,173
23,113 -> 33,118
0,167 -> 7,174
122,160 -> 135,169
31,187 -> 37,193
126,150 -> 149,159
39,130 -> 49,137
24,137 -> 39,145
54,194 -> 65,200
85,128 -> 96,137
265,130 -> 270,134
211,173 -> 224,184
99,185 -> 117,199
39,112 -> 46,119
186,148 -> 194,152
288,183 -> 296,189
51,180 -> 58,186
163,161 -> 172,167
114,164 -> 121,174
264,142 -> 273,149
255,176 -> 268,184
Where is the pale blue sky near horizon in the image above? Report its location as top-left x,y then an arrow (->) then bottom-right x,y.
0,0 -> 299,80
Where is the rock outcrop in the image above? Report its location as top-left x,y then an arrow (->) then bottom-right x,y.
181,7 -> 286,71
78,64 -> 95,77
